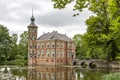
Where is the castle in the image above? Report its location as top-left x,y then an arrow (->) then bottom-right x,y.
28,14 -> 75,65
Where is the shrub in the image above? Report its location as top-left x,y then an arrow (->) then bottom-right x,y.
16,55 -> 24,60
102,72 -> 120,80
0,60 -> 28,66
116,57 -> 120,60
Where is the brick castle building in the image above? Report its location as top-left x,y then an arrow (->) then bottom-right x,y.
28,14 -> 75,65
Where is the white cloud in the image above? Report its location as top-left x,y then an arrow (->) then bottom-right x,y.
0,0 -> 93,38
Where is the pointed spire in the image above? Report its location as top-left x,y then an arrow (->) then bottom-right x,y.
28,8 -> 37,27
31,8 -> 35,22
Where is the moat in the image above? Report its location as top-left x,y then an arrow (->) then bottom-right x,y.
0,66 -> 119,80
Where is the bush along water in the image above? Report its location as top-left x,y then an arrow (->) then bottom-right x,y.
102,72 -> 120,80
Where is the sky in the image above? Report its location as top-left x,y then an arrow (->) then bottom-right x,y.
0,0 -> 93,38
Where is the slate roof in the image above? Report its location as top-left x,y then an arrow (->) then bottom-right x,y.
38,31 -> 72,41
28,21 -> 37,27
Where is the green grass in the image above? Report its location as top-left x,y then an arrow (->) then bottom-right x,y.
0,60 -> 28,66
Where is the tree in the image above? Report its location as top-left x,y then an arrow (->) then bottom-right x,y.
73,34 -> 87,59
9,34 -> 18,60
107,0 -> 120,60
51,0 -> 120,61
18,31 -> 28,60
0,24 -> 12,61
73,34 -> 104,59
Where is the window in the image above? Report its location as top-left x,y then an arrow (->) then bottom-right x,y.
52,44 -> 54,48
29,54 -> 33,58
46,42 -> 50,48
52,54 -> 55,58
57,73 -> 60,80
61,72 -> 64,79
29,51 -> 36,58
57,50 -> 60,58
46,72 -> 49,80
38,45 -> 40,48
41,43 -> 44,48
41,51 -> 44,57
61,51 -> 64,57
68,43 -> 71,48
37,50 -> 40,58
61,43 -> 64,48
51,73 -> 55,80
57,42 -> 60,48
51,42 -> 55,48
67,52 -> 71,57
46,50 -> 50,57
32,35 -> 36,40
37,44 -> 40,48
47,45 -> 49,48
72,43 -> 75,48
33,45 -> 36,49
57,60 -> 59,62
51,50 -> 55,58
52,60 -> 54,62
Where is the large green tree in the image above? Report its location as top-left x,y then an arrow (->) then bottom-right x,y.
73,34 -> 104,59
18,31 -> 28,60
0,24 -> 12,61
9,34 -> 18,60
73,34 -> 87,59
51,0 -> 120,61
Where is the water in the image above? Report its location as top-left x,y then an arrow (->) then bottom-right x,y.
0,66 -> 119,80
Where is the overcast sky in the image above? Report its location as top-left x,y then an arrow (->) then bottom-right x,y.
0,0 -> 93,38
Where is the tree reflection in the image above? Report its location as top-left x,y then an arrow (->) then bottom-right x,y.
0,66 -> 118,80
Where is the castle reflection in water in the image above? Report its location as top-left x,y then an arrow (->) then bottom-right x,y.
28,66 -> 75,80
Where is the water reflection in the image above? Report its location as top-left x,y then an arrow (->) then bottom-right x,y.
0,66 -> 27,80
0,66 -> 119,80
28,66 -> 75,80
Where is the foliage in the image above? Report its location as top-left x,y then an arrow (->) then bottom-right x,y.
16,55 -> 24,60
18,31 -> 28,60
73,34 -> 105,59
0,25 -> 12,61
0,24 -> 28,65
73,34 -> 88,59
8,34 -> 19,60
51,0 -> 120,61
0,60 -> 28,66
102,72 -> 120,80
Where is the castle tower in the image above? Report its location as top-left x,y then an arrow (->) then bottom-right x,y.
28,11 -> 38,65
